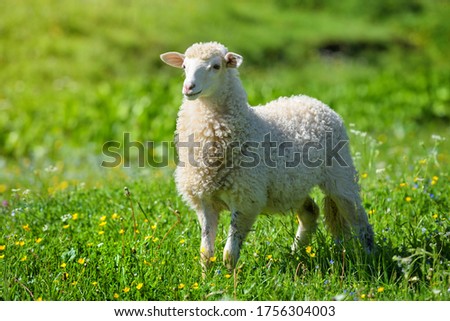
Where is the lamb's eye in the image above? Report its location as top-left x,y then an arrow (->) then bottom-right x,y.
212,64 -> 221,70
182,64 -> 186,69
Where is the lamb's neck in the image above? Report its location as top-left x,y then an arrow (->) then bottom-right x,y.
201,94 -> 247,114
200,91 -> 250,138
200,75 -> 250,114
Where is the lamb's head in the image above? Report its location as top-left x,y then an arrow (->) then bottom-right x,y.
160,42 -> 243,100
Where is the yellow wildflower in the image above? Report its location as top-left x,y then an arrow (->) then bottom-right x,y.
151,224 -> 157,230
59,181 -> 69,190
432,214 -> 438,219
399,182 -> 407,187
71,281 -> 77,286
225,274 -> 231,279
361,173 -> 368,179
35,238 -> 43,243
0,245 -> 5,251
192,282 -> 199,290
0,255 -> 4,259
179,239 -> 185,244
92,281 -> 98,286
99,221 -> 107,227
111,213 -> 119,220
152,237 -> 159,243
72,213 -> 79,220
266,254 -> 273,260
405,197 -> 412,202
305,246 -> 315,257
100,215 -> 107,221
60,263 -> 67,268
77,258 -> 85,265
377,287 -> 384,293
200,247 -> 206,253
0,184 -> 7,193
209,256 -> 217,262
22,224 -> 30,231
419,159 -> 427,165
113,293 -> 119,299
368,209 -> 375,215
98,231 -> 105,235
16,241 -> 25,246
119,229 -> 124,235
360,294 -> 366,299
36,297 -> 42,301
136,283 -> 143,290
431,176 -> 438,185
20,256 -> 27,261
63,224 -> 70,229
178,283 -> 185,290
123,287 -> 130,293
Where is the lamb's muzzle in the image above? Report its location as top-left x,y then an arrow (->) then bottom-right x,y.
183,82 -> 196,93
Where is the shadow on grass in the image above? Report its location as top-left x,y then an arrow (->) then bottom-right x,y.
273,227 -> 450,298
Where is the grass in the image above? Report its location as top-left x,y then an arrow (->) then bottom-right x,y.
1,142 -> 449,300
1,0 -> 449,300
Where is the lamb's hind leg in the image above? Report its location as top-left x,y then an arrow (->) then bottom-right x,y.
291,196 -> 320,253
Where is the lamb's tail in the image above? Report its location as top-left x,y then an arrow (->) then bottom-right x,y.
323,195 -> 375,252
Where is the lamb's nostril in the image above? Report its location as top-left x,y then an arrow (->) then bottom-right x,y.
188,83 -> 196,90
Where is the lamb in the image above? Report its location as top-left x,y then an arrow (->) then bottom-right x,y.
160,42 -> 374,270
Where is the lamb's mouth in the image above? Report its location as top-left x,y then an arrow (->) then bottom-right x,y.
185,90 -> 202,99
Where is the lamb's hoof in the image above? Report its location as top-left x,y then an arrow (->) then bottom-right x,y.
291,237 -> 308,255
223,251 -> 237,270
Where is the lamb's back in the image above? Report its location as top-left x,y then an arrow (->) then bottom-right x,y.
252,95 -> 345,143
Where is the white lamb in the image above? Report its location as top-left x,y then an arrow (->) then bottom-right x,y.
160,42 -> 374,270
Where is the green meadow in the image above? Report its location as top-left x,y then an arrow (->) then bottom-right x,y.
0,0 -> 449,300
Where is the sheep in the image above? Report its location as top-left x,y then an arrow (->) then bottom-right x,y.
160,42 -> 374,270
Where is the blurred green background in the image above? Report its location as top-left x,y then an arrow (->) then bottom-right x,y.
1,0 -> 449,185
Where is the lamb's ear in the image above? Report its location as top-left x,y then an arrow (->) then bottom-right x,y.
225,52 -> 243,68
160,52 -> 185,68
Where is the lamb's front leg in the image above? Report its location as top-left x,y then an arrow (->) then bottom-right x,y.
223,210 -> 257,270
196,201 -> 219,271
